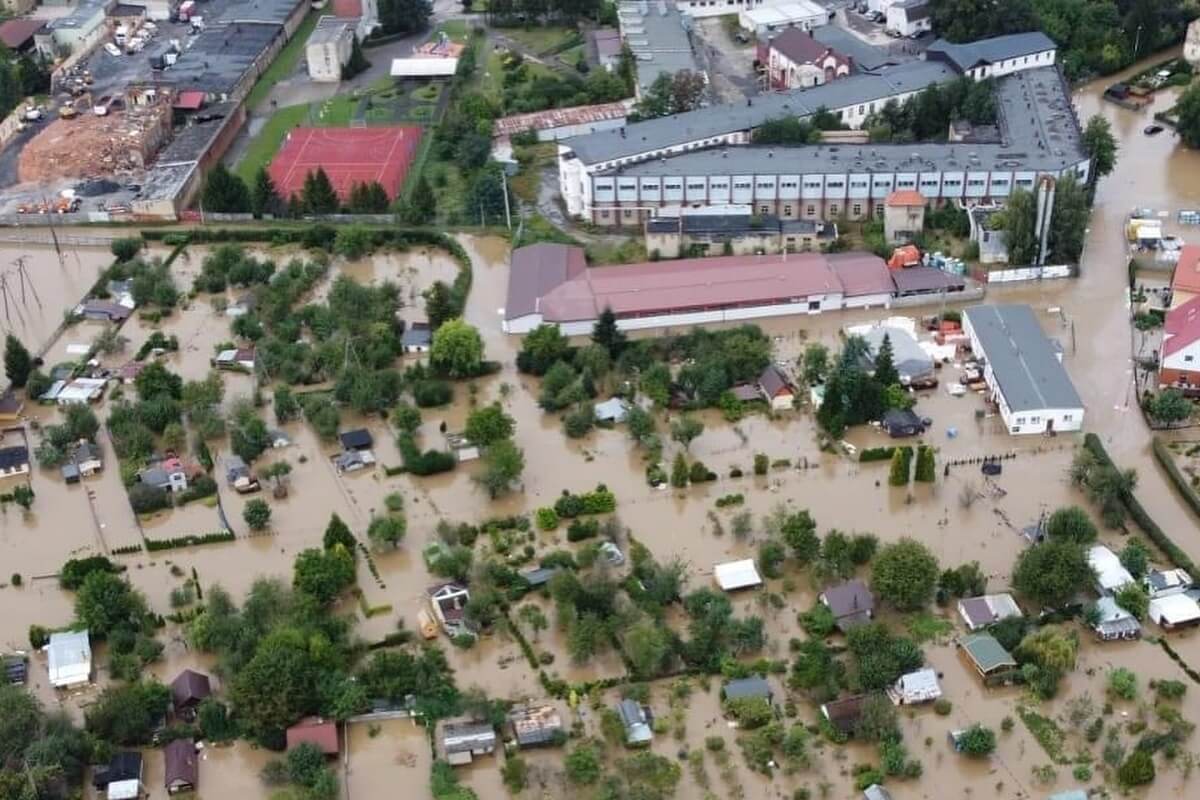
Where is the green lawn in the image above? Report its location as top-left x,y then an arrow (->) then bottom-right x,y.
235,103 -> 311,184
503,26 -> 580,56
245,10 -> 320,111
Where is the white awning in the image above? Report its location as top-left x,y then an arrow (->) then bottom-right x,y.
714,559 -> 762,591
391,57 -> 458,77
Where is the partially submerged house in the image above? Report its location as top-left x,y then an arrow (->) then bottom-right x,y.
1149,593 -> 1200,631
860,325 -> 935,387
957,633 -> 1018,683
757,364 -> 796,410
0,445 -> 30,477
819,579 -> 875,631
170,669 -> 212,719
957,593 -> 1022,631
888,667 -> 942,705
1089,545 -> 1135,595
821,695 -> 867,736
881,408 -> 924,438
286,717 -> 340,756
402,322 -> 433,354
0,391 -> 23,423
520,566 -> 561,589
617,698 -> 652,745
333,448 -> 376,473
94,752 -> 143,800
1145,568 -> 1193,598
714,559 -> 763,592
722,676 -> 774,704
441,720 -> 497,765
427,582 -> 471,636
42,377 -> 107,405
3,652 -> 28,685
46,629 -> 91,688
139,456 -> 189,492
863,785 -> 893,800
508,704 -> 564,749
224,455 -> 260,493
445,432 -> 480,462
77,299 -> 133,323
339,429 -> 373,451
594,397 -> 631,423
1092,596 -> 1141,641
64,440 -> 103,481
164,738 -> 199,794
212,347 -> 256,372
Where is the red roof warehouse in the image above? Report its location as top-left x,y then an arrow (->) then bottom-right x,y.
267,126 -> 422,203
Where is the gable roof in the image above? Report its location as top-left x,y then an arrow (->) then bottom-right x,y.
286,717 -> 339,755
1174,245 -> 1200,295
508,704 -> 563,746
958,593 -> 1021,629
0,19 -> 45,50
886,189 -> 926,207
339,429 -> 373,450
821,695 -> 867,733
0,390 -> 22,416
813,25 -> 899,72
171,669 -> 212,708
757,364 -> 792,398
963,304 -> 1082,413
925,32 -> 1057,72
959,633 -> 1016,673
1164,294 -> 1200,357
164,738 -> 198,787
769,27 -> 843,65
47,630 -> 91,686
828,253 -> 895,297
821,579 -> 874,625
402,322 -> 432,347
507,244 -> 589,321
723,676 -> 772,701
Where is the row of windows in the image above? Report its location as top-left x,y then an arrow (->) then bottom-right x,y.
601,176 -> 1044,193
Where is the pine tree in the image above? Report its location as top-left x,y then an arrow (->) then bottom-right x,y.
364,182 -> 389,212
4,334 -> 32,388
873,333 -> 899,388
343,36 -> 371,79
591,307 -> 626,358
201,163 -> 251,213
403,175 -> 436,224
250,166 -> 278,218
302,167 -> 340,214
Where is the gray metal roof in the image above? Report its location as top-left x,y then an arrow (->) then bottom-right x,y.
925,32 -> 1057,72
812,26 -> 905,72
964,304 -> 1083,413
563,60 -> 958,164
166,22 -> 284,96
618,1 -> 702,93
723,676 -> 772,700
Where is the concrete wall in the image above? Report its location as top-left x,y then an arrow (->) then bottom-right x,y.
985,264 -> 1071,282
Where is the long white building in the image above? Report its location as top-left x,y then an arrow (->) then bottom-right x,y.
557,32 -> 1070,224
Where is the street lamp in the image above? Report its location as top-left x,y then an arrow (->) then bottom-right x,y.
1134,24 -> 1144,59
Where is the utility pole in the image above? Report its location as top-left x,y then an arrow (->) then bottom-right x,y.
501,170 -> 512,230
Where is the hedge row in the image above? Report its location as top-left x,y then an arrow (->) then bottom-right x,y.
1152,436 -> 1200,519
144,530 -> 236,552
1083,433 -> 1196,573
553,485 -> 617,518
860,446 -> 896,463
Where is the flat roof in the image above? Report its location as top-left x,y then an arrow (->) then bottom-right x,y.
391,57 -> 459,77
964,304 -> 1083,413
563,59 -> 957,164
741,1 -> 826,24
166,22 -> 284,96
309,17 -> 354,45
714,559 -> 763,590
1150,593 -> 1200,624
618,1 -> 702,93
0,19 -> 45,49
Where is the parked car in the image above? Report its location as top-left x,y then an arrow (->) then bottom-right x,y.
1144,124 -> 1165,136
103,42 -> 122,57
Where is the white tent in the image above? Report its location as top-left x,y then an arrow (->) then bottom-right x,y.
46,630 -> 91,688
391,57 -> 459,78
714,559 -> 762,591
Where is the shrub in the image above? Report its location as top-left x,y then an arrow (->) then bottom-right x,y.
724,696 -> 774,729
554,485 -> 617,518
957,724 -> 996,757
535,507 -> 559,530
1155,679 -> 1187,701
566,518 -> 600,542
859,446 -> 896,463
413,379 -> 453,407
1117,749 -> 1155,786
754,453 -> 769,475
1108,668 -> 1137,700
933,699 -> 952,716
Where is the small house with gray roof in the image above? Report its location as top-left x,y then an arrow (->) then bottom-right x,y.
819,579 -> 874,632
957,633 -> 1018,684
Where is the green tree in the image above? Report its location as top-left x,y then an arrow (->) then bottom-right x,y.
464,403 -> 515,447
872,333 -> 899,387
1016,625 -> 1078,674
323,513 -> 356,552
779,510 -> 819,564
517,324 -> 571,375
84,681 -> 171,745
110,237 -> 143,262
624,618 -> 670,678
75,572 -> 147,636
292,546 -> 356,604
274,386 -> 300,423
430,318 -> 485,378
135,361 -> 183,401
250,166 -> 279,217
565,743 -> 602,784
462,163 -> 508,223
476,438 -> 524,499
1081,115 -> 1118,186
670,415 -> 704,450
1146,389 -> 1193,424
0,683 -> 40,762
1012,539 -> 1091,608
243,498 -> 271,531
1000,186 -> 1038,265
633,69 -> 707,119
1117,748 -> 1155,786
367,515 -> 406,549
871,538 -> 939,611
402,174 -> 436,224
1048,174 -> 1088,264
801,342 -> 829,386
302,167 -> 340,214
1045,505 -> 1097,543
518,605 -> 548,640
423,281 -> 457,330
1119,540 -> 1150,579
591,306 -> 626,357
670,452 -> 689,488
1176,82 -> 1200,149
391,401 -> 422,434
1114,583 -> 1149,620
957,724 -> 997,756
201,162 -> 251,213
4,334 -> 32,388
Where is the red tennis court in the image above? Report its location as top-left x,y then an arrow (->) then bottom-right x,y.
267,126 -> 423,202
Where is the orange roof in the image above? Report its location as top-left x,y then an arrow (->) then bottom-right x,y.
886,190 -> 926,207
1173,244 -> 1200,295
287,717 -> 339,755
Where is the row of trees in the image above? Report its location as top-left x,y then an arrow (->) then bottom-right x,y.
996,174 -> 1090,265
202,164 -> 393,217
864,76 -> 997,143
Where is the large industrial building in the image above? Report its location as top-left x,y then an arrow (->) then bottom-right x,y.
556,32 -> 1083,225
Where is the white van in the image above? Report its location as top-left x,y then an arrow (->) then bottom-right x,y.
104,42 -> 122,57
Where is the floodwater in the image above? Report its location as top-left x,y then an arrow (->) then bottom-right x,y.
3,48 -> 1200,799
0,243 -> 112,357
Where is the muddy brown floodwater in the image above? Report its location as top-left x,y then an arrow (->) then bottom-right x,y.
4,48 -> 1200,800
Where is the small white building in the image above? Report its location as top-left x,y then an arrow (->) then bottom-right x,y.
1146,568 -> 1194,599
961,305 -> 1084,435
307,17 -> 356,83
714,559 -> 763,591
391,57 -> 459,78
1149,593 -> 1200,630
738,1 -> 828,37
885,0 -> 932,37
888,667 -> 942,705
46,629 -> 91,688
1088,545 -> 1135,596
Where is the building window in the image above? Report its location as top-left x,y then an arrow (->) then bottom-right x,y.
1186,355 -> 1195,362
783,205 -> 792,215
1016,417 -> 1026,425
1064,414 -> 1073,421
1030,416 -> 1040,424
623,209 -> 633,218
829,204 -> 839,215
760,205 -> 769,214
852,204 -> 861,216
806,205 -> 815,215
601,210 -> 610,218
687,183 -> 705,190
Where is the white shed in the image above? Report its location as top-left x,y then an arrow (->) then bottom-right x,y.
888,667 -> 942,705
1088,545 -> 1135,595
46,630 -> 92,688
714,559 -> 763,591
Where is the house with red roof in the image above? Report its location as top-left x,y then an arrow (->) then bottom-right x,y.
883,190 -> 926,243
1160,295 -> 1200,393
761,28 -> 852,90
1171,244 -> 1200,310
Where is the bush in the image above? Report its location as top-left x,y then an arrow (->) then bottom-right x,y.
144,531 -> 236,551
1117,749 -> 1155,786
933,699 -> 952,716
1108,667 -> 1137,700
535,507 -> 559,530
111,237 -> 144,262
553,485 -> 617,518
413,379 -> 453,407
60,555 -> 119,589
956,724 -> 996,757
724,696 -> 774,729
566,518 -> 600,542
128,483 -> 170,514
859,446 -> 896,463
1155,679 -> 1187,701
754,453 -> 769,475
